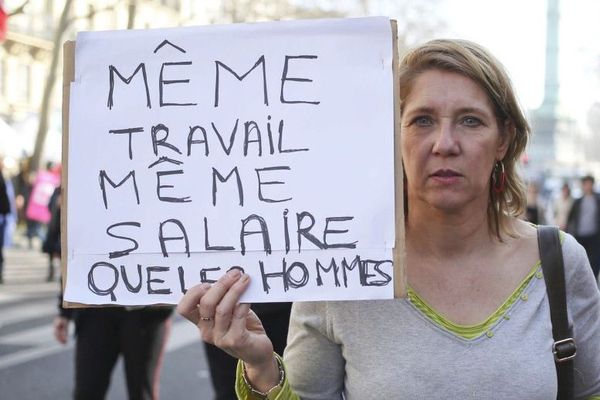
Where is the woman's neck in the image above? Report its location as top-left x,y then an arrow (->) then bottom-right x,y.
406,201 -> 494,259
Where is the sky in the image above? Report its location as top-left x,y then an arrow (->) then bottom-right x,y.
436,0 -> 600,129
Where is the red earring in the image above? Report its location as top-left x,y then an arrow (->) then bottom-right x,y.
492,161 -> 506,193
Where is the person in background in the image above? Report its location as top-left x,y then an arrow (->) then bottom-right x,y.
524,180 -> 545,224
42,185 -> 61,282
54,295 -> 174,400
0,156 -> 11,283
53,205 -> 174,399
567,174 -> 600,279
552,182 -> 574,231
178,39 -> 600,399
12,157 -> 31,227
24,174 -> 39,248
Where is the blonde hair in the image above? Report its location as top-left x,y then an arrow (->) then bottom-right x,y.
399,39 -> 530,239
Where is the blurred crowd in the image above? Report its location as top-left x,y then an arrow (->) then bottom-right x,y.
0,154 -> 62,283
524,175 -> 600,279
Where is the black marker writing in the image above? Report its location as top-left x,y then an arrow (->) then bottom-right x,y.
316,258 -> 341,287
211,120 -> 239,156
159,219 -> 190,257
212,166 -> 243,206
88,261 -> 119,301
121,264 -> 143,292
244,121 -> 262,156
152,123 -> 183,156
204,217 -> 235,251
200,267 -> 221,283
187,126 -> 208,156
360,260 -> 393,286
106,221 -> 141,258
159,61 -> 198,107
296,211 -> 324,251
147,266 -> 172,294
215,56 -> 268,107
323,216 -> 357,249
107,63 -> 151,109
280,55 -> 320,105
177,266 -> 187,294
283,209 -> 291,254
277,118 -> 309,153
156,170 -> 191,203
255,166 -> 292,203
154,40 -> 186,54
109,127 -> 144,160
99,170 -> 140,209
240,214 -> 271,255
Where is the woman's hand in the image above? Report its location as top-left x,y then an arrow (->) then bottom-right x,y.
177,269 -> 280,391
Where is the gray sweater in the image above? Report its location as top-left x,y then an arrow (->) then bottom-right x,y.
284,233 -> 600,399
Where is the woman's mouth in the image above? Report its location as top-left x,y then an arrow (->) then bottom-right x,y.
431,169 -> 461,178
430,169 -> 462,184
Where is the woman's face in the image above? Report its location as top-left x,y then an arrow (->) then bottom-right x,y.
401,69 -> 510,214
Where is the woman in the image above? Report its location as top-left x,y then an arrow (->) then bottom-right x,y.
178,39 -> 600,399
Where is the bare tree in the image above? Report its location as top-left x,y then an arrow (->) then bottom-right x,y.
7,0 -> 30,17
392,1 -> 445,55
29,1 -> 131,171
218,0 -> 344,23
288,0 -> 443,54
127,0 -> 138,29
30,0 -> 73,172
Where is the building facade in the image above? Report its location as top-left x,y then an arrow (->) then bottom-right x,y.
0,0 -> 219,167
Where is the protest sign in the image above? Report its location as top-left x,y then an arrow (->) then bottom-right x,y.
62,17 -> 403,306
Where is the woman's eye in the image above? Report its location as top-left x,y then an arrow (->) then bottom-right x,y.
462,116 -> 482,127
413,116 -> 433,127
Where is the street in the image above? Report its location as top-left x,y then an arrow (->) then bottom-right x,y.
0,242 -> 216,400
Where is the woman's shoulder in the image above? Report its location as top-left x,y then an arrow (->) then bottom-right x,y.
559,230 -> 595,282
559,230 -> 586,263
510,221 -> 581,260
506,222 -> 589,284
291,300 -> 362,319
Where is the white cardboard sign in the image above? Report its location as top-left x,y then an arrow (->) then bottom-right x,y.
64,17 -> 395,305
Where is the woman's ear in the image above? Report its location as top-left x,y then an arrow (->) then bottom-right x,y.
497,119 -> 515,160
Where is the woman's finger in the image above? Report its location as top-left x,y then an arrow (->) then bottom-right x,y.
177,282 -> 211,325
197,269 -> 243,326
229,302 -> 252,333
212,273 -> 250,339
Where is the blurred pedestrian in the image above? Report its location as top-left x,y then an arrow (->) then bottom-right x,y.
552,182 -> 573,231
524,181 -> 545,224
54,300 -> 173,400
567,174 -> 600,279
51,195 -> 174,399
0,156 -> 11,283
12,157 -> 31,226
42,186 -> 61,282
23,162 -> 60,248
12,157 -> 42,248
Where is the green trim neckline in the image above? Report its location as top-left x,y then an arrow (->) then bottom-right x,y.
407,262 -> 541,340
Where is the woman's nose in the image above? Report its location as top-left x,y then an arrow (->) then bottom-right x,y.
432,121 -> 459,156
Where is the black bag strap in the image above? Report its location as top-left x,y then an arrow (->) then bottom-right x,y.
537,225 -> 576,400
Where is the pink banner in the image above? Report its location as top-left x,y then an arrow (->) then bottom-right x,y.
25,170 -> 60,224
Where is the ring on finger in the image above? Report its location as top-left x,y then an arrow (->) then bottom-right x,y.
199,315 -> 214,321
